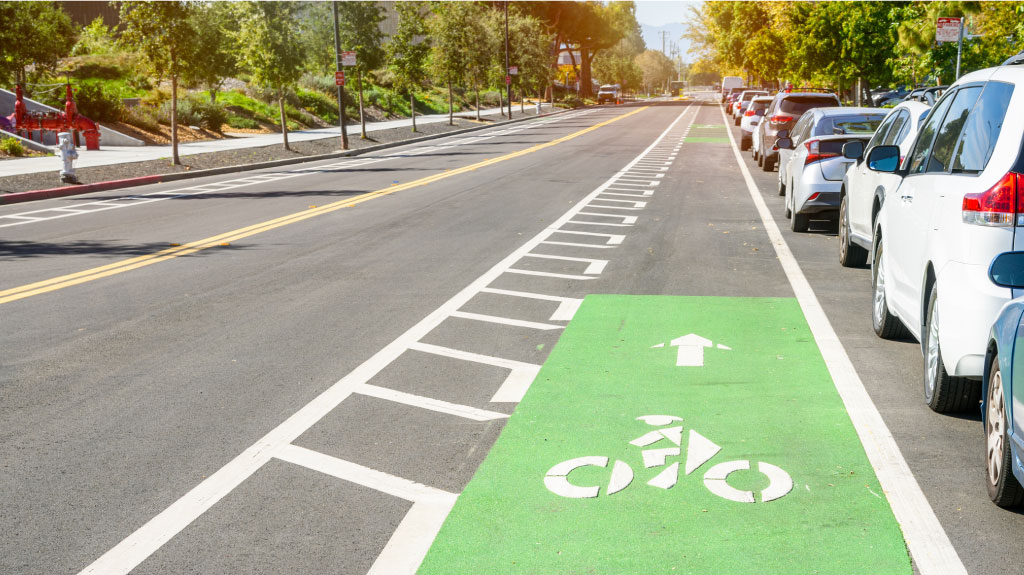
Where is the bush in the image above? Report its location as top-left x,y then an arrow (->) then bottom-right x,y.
225,114 -> 259,130
561,95 -> 584,109
157,96 -> 228,131
0,137 -> 25,157
75,83 -> 123,122
295,88 -> 339,124
299,72 -> 336,95
122,106 -> 160,132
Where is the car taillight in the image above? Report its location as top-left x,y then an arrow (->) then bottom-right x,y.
961,172 -> 1024,227
803,139 -> 839,165
769,115 -> 793,124
744,109 -> 756,116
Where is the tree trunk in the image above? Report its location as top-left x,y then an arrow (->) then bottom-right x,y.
580,45 -> 592,98
520,89 -> 524,114
475,84 -> 480,121
171,74 -> 180,165
358,69 -> 366,139
278,87 -> 290,150
448,81 -> 453,126
410,93 -> 416,132
209,87 -> 217,104
498,89 -> 503,116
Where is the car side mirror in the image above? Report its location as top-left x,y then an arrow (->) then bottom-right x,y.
777,129 -> 790,139
843,141 -> 864,160
775,137 -> 793,150
989,252 -> 1024,288
867,145 -> 901,173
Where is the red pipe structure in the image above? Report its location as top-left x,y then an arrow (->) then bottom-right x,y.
8,83 -> 101,150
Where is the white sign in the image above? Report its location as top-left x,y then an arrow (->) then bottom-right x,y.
509,65 -> 519,76
936,17 -> 962,43
651,333 -> 731,367
341,51 -> 357,67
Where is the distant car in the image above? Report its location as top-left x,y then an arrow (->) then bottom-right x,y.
721,76 -> 743,102
740,96 -> 773,151
732,90 -> 769,124
756,89 -> 841,172
597,84 -> 620,104
838,100 -> 931,267
868,63 -> 1024,413
775,107 -> 887,232
904,86 -> 948,106
982,251 -> 1024,508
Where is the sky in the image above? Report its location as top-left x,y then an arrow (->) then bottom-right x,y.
634,1 -> 701,27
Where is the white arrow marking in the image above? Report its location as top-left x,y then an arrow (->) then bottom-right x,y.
684,429 -> 721,475
671,334 -> 713,367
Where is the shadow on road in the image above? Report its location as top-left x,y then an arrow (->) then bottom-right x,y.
0,239 -> 247,260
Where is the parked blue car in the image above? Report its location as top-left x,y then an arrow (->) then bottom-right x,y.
983,252 -> 1024,507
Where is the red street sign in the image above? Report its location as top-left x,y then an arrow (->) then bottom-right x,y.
936,17 -> 962,43
335,71 -> 345,86
505,75 -> 512,85
341,51 -> 357,67
509,66 -> 518,75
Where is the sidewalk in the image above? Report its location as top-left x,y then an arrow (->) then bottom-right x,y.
0,104 -> 551,179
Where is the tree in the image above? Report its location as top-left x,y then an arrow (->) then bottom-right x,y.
387,2 -> 430,132
0,2 -> 75,86
593,3 -> 645,93
336,1 -> 386,138
508,10 -> 557,107
233,2 -> 305,150
428,2 -> 474,125
186,2 -> 237,104
119,0 -> 197,165
635,50 -> 674,94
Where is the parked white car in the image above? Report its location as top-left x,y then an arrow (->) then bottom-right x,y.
775,107 -> 887,232
732,90 -> 769,124
868,64 -> 1024,413
740,96 -> 773,151
838,100 -> 931,267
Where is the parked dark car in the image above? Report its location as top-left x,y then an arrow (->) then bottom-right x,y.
756,90 -> 840,172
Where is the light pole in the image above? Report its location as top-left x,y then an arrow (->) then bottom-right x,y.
504,1 -> 511,120
332,1 -> 348,150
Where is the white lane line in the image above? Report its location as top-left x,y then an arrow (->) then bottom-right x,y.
549,230 -> 625,244
577,212 -> 638,224
1,214 -> 42,220
719,105 -> 968,575
366,493 -> 457,575
505,268 -> 598,280
584,204 -> 643,211
353,383 -> 509,421
591,198 -> 647,206
448,310 -> 565,330
523,252 -> 608,274
565,220 -> 633,227
490,368 -> 542,403
409,341 -> 540,373
479,287 -> 583,321
601,191 -> 654,199
76,105 -> 690,575
539,240 -> 616,250
607,181 -> 658,188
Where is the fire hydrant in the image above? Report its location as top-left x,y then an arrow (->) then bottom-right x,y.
57,132 -> 79,184
536,99 -> 542,115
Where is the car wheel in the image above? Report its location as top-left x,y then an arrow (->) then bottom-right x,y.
986,358 -> 1024,507
757,151 -> 764,167
777,175 -> 786,196
871,240 -> 910,340
790,210 -> 809,232
763,155 -> 775,172
753,145 -> 760,161
923,284 -> 982,413
740,137 -> 750,151
839,195 -> 868,268
734,116 -> 741,126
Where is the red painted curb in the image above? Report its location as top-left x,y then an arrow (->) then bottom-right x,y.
0,174 -> 165,205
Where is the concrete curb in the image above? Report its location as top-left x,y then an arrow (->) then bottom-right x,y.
0,107 -> 579,206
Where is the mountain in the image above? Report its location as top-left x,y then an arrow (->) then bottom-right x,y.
640,22 -> 691,61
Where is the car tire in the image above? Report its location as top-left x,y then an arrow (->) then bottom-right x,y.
740,137 -> 750,151
791,211 -> 808,232
734,116 -> 741,126
757,152 -> 764,167
753,146 -> 760,162
777,175 -> 786,197
763,155 -> 775,172
986,357 -> 1024,507
871,240 -> 910,340
923,285 -> 981,413
839,195 -> 868,268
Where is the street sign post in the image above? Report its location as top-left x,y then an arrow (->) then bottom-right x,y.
505,75 -> 511,86
341,51 -> 357,67
334,71 -> 345,86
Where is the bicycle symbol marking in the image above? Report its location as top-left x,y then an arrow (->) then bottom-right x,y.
543,415 -> 794,503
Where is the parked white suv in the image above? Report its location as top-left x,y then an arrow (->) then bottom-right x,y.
838,100 -> 931,266
868,64 -> 1024,413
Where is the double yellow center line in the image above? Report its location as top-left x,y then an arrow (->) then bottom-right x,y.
0,107 -> 647,306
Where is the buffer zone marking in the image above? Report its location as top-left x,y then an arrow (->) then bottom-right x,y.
76,105 -> 694,575
0,108 -> 643,306
715,104 -> 966,573
418,296 -> 912,575
0,110 -> 595,229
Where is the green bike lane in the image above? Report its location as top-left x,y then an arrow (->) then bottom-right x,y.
418,107 -> 912,574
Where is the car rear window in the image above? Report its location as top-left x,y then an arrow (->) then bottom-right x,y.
817,114 -> 886,135
818,140 -> 858,156
779,96 -> 839,114
952,81 -> 1014,174
750,100 -> 770,115
926,86 -> 982,173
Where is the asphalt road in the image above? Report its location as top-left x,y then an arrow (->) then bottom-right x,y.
0,95 -> 1019,574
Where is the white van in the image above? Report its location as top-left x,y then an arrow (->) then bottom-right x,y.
721,76 -> 743,103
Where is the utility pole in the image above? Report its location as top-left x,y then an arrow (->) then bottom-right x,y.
332,1 -> 348,150
504,1 -> 511,120
955,17 -> 965,80
660,30 -> 669,54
